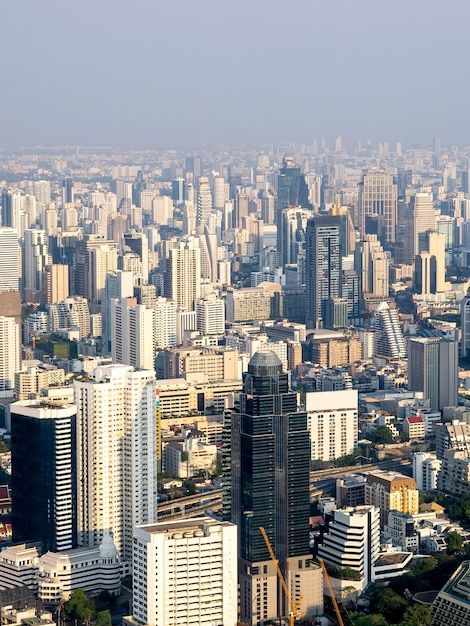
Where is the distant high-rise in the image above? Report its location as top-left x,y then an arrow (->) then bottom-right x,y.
74,364 -> 158,561
371,301 -> 406,358
461,289 -> 470,360
0,316 -> 21,392
11,400 -> 77,553
354,234 -> 389,298
278,206 -> 312,267
61,178 -> 74,205
0,227 -> 19,292
1,189 -> 22,230
23,229 -> 51,302
196,177 -> 213,226
405,192 -> 436,262
408,337 -> 459,411
102,270 -> 134,354
185,156 -> 202,179
42,264 -> 69,305
73,235 -> 118,310
110,297 -> 154,370
195,295 -> 225,335
358,170 -> 397,243
164,237 -> 201,311
276,156 -> 311,232
305,215 -> 342,328
224,352 -> 320,624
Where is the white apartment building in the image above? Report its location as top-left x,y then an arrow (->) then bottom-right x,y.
154,297 -> 177,349
74,364 -> 157,563
0,317 -> 20,393
111,297 -> 154,370
195,296 -> 225,335
412,452 -> 442,491
0,228 -> 19,292
318,505 -> 380,589
127,518 -> 237,626
306,389 -> 358,462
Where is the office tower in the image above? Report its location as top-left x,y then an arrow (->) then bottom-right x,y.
461,289 -> 470,359
123,231 -> 149,281
259,189 -> 275,225
233,192 -> 249,228
115,180 -> 133,210
358,170 -> 397,243
0,227 -> 19,291
276,156 -> 311,228
111,297 -> 154,369
305,215 -> 342,328
318,506 -> 380,588
0,316 -> 20,392
365,471 -> 419,528
325,297 -> 348,329
164,237 -> 201,311
152,195 -> 173,226
354,234 -> 389,298
413,251 -> 436,295
306,390 -> 358,462
73,235 -> 118,309
195,295 -> 225,335
408,337 -> 458,411
43,205 -> 59,236
342,269 -> 360,320
462,169 -> 470,194
185,156 -> 202,179
23,229 -> 51,302
212,174 -> 226,209
11,400 -> 77,552
1,189 -> 22,229
42,264 -> 69,305
74,364 -> 158,561
195,224 -> 217,282
61,178 -> 74,205
32,180 -> 51,205
48,297 -> 91,339
132,170 -> 146,207
129,518 -> 237,626
22,194 -> 37,227
224,352 -> 317,624
102,270 -> 134,354
370,301 -> 406,358
62,205 -> 78,230
419,230 -> 446,292
278,206 -> 312,267
154,297 -> 177,349
171,177 -> 185,205
403,192 -> 436,263
196,176 -> 213,227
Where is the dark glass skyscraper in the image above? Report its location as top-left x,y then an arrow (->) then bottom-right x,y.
305,215 -> 342,328
223,351 -> 311,622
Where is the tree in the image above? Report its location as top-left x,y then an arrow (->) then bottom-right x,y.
64,589 -> 95,626
371,425 -> 394,444
347,615 -> 388,626
399,604 -> 431,626
372,586 -> 408,624
446,530 -> 464,554
95,611 -> 112,626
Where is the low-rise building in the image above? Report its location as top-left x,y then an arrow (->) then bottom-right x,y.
403,415 -> 426,440
438,449 -> 470,495
431,560 -> 470,625
365,471 -> 419,527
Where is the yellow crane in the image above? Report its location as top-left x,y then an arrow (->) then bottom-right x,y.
259,526 -> 303,626
317,557 -> 346,626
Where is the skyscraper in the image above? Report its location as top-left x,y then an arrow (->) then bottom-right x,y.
403,192 -> 436,263
276,156 -> 310,219
11,400 -> 77,553
0,227 -> 19,292
73,235 -> 118,310
461,289 -> 470,360
354,234 -> 389,298
305,215 -> 342,328
0,316 -> 21,392
1,189 -> 22,230
164,236 -> 201,311
110,297 -> 154,369
370,301 -> 406,359
196,176 -> 213,227
61,178 -> 74,205
278,206 -> 312,267
74,364 -> 158,561
224,352 -> 317,624
23,229 -> 51,302
358,170 -> 397,243
408,337 -> 458,411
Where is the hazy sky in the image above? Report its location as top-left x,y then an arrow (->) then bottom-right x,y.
2,0 -> 469,149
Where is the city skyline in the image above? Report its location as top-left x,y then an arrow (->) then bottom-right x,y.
1,0 -> 470,148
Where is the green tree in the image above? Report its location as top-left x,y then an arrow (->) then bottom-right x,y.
446,530 -> 464,554
373,586 -> 408,624
371,425 -> 394,444
95,610 -> 112,626
347,614 -> 388,626
64,589 -> 95,625
399,604 -> 432,626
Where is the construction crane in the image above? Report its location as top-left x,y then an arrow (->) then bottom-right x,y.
317,557 -> 346,626
259,526 -> 303,626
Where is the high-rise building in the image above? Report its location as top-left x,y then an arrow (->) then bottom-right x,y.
278,206 -> 312,267
354,234 -> 389,298
73,235 -> 118,310
0,316 -> 21,392
318,505 -> 380,588
32,180 -> 51,205
306,389 -> 358,462
358,170 -> 397,243
276,157 -> 311,227
123,231 -> 149,282
195,223 -> 217,283
61,178 -> 74,205
110,297 -> 154,370
461,289 -> 470,360
1,189 -> 22,230
224,352 -> 320,624
370,301 -> 406,358
305,215 -> 342,328
154,297 -> 177,350
47,297 -> 90,339
403,192 -> 436,263
196,177 -> 213,227
164,237 -> 201,311
42,264 -> 69,305
365,470 -> 419,527
195,295 -> 225,335
408,337 -> 459,411
102,270 -> 134,354
11,400 -> 77,553
74,364 -> 158,561
128,518 -> 237,626
23,229 -> 51,302
0,227 -> 19,292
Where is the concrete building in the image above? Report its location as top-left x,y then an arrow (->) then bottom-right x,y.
431,561 -> 470,625
195,295 -> 225,335
164,237 -> 201,311
461,288 -> 470,359
0,316 -> 20,393
306,389 -> 358,462
354,234 -> 389,298
309,329 -> 363,367
73,235 -> 118,309
225,285 -> 275,323
412,452 -> 442,491
318,505 -> 380,588
42,264 -> 69,305
14,366 -> 65,400
436,421 -> 470,460
437,449 -> 470,495
370,301 -> 406,359
127,518 -> 237,626
48,297 -> 90,339
111,297 -> 154,369
365,471 -> 419,527
154,297 -> 177,350
0,228 -> 19,292
163,347 -> 238,381
74,365 -> 157,563
23,229 -> 51,302
358,170 -> 397,243
403,415 -> 426,440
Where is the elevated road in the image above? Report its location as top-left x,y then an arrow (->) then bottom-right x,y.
157,458 -> 412,520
